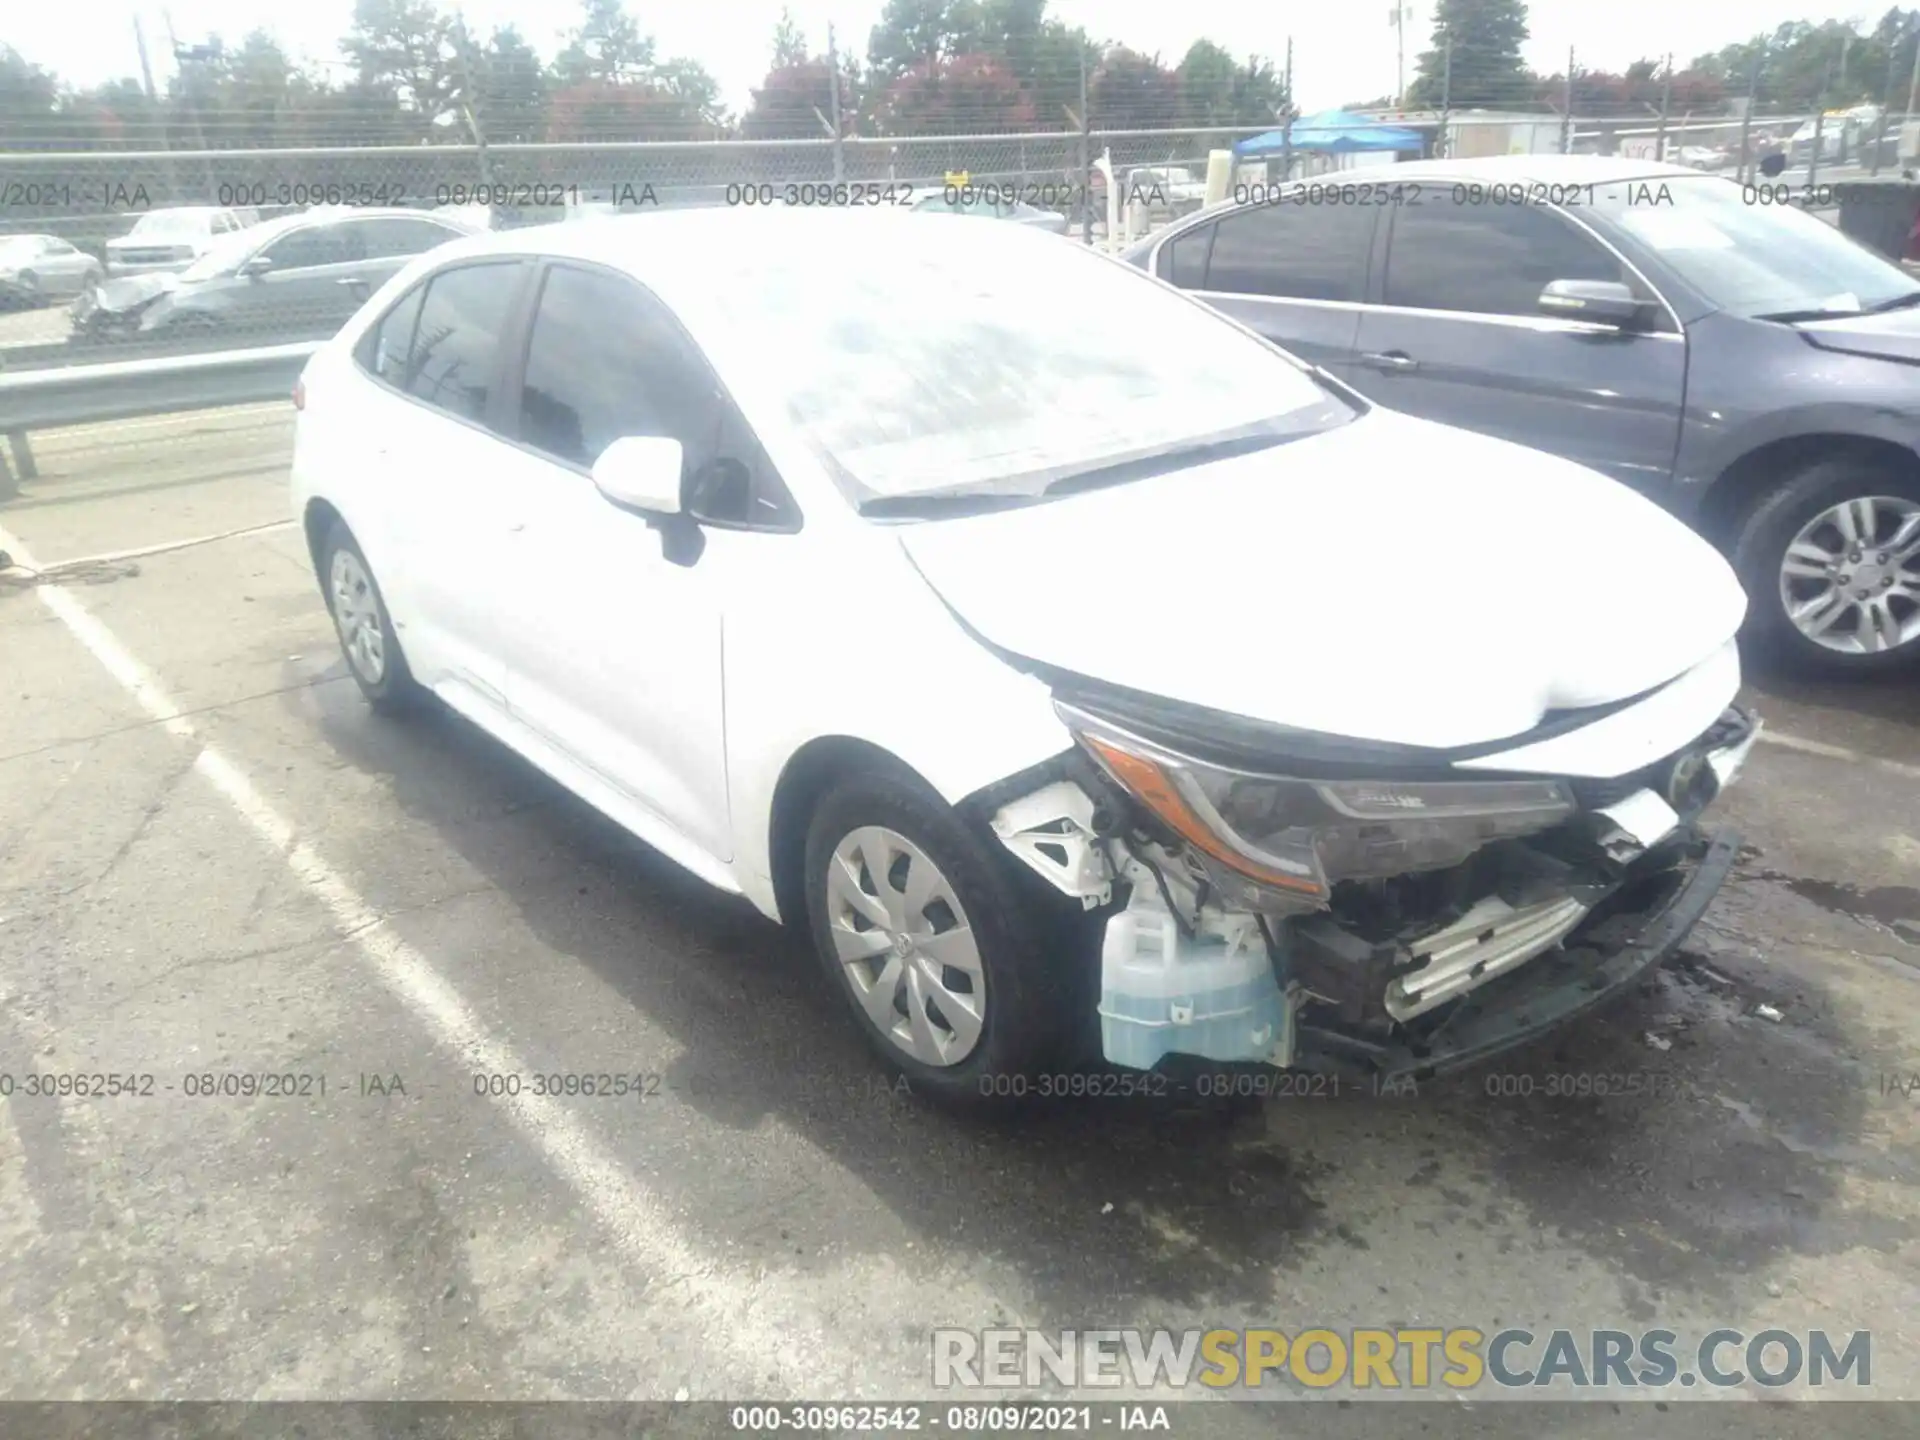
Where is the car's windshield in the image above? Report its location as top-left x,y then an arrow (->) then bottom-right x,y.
679,220 -> 1352,508
132,210 -> 217,238
1592,174 -> 1919,318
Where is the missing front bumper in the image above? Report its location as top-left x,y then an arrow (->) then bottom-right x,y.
1295,826 -> 1739,1082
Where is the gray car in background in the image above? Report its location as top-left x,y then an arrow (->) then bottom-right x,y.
1126,156 -> 1920,676
72,206 -> 482,347
0,234 -> 103,307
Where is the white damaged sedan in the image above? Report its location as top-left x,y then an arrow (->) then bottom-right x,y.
291,207 -> 1760,1102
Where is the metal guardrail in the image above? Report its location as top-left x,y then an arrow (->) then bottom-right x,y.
0,341 -> 316,497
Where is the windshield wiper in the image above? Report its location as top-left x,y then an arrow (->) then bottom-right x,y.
1753,307 -> 1868,323
1868,290 -> 1920,313
1038,430 -> 1299,500
857,491 -> 1044,519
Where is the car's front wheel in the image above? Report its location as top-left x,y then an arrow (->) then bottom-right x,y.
319,522 -> 426,715
1732,457 -> 1920,675
802,768 -> 1076,1103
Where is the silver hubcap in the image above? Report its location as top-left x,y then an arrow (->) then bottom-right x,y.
328,549 -> 388,685
824,826 -> 986,1068
1778,495 -> 1920,655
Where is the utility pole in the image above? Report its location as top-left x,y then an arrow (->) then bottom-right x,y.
132,14 -> 181,192
827,23 -> 845,181
451,17 -> 495,194
1390,4 -> 1410,110
1907,18 -> 1920,135
1077,47 -> 1091,244
1874,30 -> 1903,175
164,11 -> 217,202
1437,32 -> 1452,157
1282,37 -> 1294,178
1562,47 -> 1576,154
1655,53 -> 1673,162
1737,40 -> 1763,184
133,17 -> 158,100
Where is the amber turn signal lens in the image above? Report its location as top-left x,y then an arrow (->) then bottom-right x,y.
1082,735 -> 1323,896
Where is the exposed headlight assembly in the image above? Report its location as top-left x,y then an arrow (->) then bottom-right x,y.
1056,702 -> 1575,900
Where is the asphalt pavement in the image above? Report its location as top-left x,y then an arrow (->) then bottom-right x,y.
1,407 -> 1917,1426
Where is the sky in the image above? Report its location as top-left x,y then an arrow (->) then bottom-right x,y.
7,0 -> 1893,114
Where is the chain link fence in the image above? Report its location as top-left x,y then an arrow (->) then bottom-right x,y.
0,105 -> 1905,373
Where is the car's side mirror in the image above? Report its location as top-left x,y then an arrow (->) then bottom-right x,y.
591,435 -> 684,515
240,254 -> 274,278
1538,278 -> 1645,328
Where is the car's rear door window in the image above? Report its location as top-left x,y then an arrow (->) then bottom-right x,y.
262,222 -> 363,270
365,284 -> 427,388
403,261 -> 525,424
357,217 -> 463,260
1201,202 -> 1375,302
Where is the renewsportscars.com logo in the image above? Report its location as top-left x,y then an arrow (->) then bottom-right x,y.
932,1327 -> 1872,1392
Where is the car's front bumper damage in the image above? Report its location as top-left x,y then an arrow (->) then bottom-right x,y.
984,702 -> 1758,1082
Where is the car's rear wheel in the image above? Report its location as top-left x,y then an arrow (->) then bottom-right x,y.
319,522 -> 425,715
802,768 -> 1075,1104
1731,457 -> 1920,675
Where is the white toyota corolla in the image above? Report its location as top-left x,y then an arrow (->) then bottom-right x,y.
292,208 -> 1760,1103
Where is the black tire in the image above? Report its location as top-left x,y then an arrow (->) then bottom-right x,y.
317,521 -> 426,715
802,767 -> 1078,1105
1729,456 -> 1920,677
16,272 -> 42,307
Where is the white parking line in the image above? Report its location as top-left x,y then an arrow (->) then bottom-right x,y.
0,523 -> 840,1396
1757,728 -> 1920,782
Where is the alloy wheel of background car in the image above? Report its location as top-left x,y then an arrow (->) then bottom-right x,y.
823,824 -> 988,1069
802,769 -> 1074,1102
319,522 -> 425,715
1732,457 -> 1920,675
1777,495 -> 1920,657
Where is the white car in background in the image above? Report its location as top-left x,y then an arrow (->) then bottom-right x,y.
105,205 -> 252,277
291,210 -> 1757,1103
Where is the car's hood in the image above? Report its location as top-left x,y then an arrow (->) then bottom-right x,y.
1794,307 -> 1920,364
897,411 -> 1748,751
91,273 -> 180,313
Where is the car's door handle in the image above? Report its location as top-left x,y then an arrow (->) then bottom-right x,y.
1360,350 -> 1419,372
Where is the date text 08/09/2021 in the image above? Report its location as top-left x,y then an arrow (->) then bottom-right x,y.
728,1405 -> 1166,1433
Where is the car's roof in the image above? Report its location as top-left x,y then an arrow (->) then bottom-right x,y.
1361,154 -> 1703,186
1,233 -> 61,245
416,204 -> 1067,274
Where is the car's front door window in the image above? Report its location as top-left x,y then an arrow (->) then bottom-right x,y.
261,223 -> 362,271
1382,202 -> 1652,318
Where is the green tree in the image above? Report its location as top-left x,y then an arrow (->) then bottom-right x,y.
1176,39 -> 1288,126
554,0 -> 657,86
469,26 -> 549,143
867,0 -> 968,83
771,8 -> 809,69
342,0 -> 461,138
1407,0 -> 1532,110
1089,47 -> 1181,130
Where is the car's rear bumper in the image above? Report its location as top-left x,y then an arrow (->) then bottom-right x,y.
1296,825 -> 1739,1083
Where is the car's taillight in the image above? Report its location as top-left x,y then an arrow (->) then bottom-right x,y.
292,379 -> 305,411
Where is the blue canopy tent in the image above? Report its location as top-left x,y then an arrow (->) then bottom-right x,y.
1233,110 -> 1426,158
